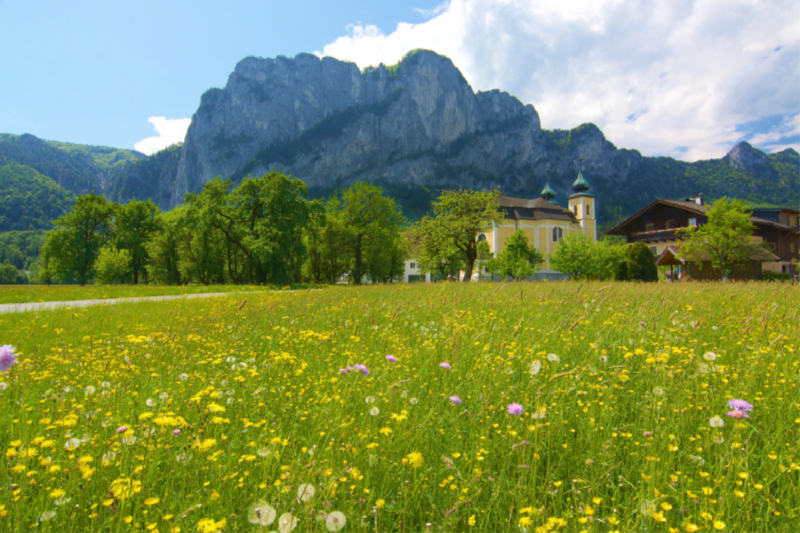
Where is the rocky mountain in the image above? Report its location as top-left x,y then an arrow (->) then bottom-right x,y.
2,50 -> 797,230
163,49 -> 798,221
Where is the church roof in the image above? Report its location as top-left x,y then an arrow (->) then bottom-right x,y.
497,195 -> 578,223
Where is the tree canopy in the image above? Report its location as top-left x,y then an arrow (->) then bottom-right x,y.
676,197 -> 761,280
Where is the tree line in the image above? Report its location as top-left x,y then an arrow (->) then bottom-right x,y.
38,172 -> 408,286
33,171 -> 665,286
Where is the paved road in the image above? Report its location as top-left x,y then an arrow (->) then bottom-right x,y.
0,292 -> 247,314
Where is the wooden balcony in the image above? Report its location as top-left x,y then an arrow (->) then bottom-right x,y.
630,228 -> 679,243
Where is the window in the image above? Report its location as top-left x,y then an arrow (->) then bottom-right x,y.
791,242 -> 797,253
767,242 -> 777,250
586,204 -> 591,216
779,214 -> 789,226
410,262 -> 416,269
650,246 -> 658,255
666,220 -> 676,229
477,233 -> 487,242
573,205 -> 578,215
790,216 -> 798,227
688,218 -> 697,227
646,223 -> 654,232
552,227 -> 563,242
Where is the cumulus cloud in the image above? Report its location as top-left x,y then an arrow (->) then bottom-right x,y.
134,117 -> 191,155
318,0 -> 800,161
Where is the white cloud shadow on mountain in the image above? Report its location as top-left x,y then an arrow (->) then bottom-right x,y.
318,0 -> 800,161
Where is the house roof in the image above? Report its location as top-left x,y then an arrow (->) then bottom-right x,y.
608,198 -> 799,236
655,244 -> 779,266
497,195 -> 578,223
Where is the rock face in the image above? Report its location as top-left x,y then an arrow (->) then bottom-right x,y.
165,50 -> 798,219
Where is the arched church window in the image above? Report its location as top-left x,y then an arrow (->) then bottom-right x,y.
477,234 -> 487,242
552,227 -> 563,242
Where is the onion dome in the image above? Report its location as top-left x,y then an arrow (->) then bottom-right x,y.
572,158 -> 591,192
540,182 -> 556,201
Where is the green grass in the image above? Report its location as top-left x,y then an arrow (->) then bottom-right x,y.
0,281 -> 797,533
0,285 -> 290,305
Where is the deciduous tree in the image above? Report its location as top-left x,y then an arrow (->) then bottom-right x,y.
676,197 -> 761,280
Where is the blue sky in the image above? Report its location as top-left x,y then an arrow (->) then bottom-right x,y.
1,0 -> 798,161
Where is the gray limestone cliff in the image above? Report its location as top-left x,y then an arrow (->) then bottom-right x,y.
159,49 -> 797,221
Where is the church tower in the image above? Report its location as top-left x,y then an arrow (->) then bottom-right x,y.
567,158 -> 597,242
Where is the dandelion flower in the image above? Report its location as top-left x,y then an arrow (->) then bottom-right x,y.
709,416 -> 725,428
449,395 -> 462,405
439,362 -> 451,370
297,483 -> 315,502
547,353 -> 560,363
507,403 -> 524,415
406,451 -> 424,468
369,407 -> 380,416
409,397 -> 418,405
703,352 -> 717,361
277,512 -> 298,533
529,360 -> 542,376
653,386 -> 665,396
365,396 -> 375,404
64,438 -> 81,450
84,386 -> 96,395
325,511 -> 347,532
247,500 -> 276,526
385,355 -> 397,362
39,511 -> 56,522
0,345 -> 17,372
145,497 -> 160,506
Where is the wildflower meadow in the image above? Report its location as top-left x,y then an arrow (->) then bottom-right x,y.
0,281 -> 798,533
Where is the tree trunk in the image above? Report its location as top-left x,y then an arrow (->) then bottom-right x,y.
353,235 -> 363,285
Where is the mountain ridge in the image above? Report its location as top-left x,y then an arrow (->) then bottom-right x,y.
0,49 -> 797,230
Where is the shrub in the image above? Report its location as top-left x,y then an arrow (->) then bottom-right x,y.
626,242 -> 658,282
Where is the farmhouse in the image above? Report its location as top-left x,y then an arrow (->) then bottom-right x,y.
607,196 -> 799,280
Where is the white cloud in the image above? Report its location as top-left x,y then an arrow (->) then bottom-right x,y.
748,113 -> 800,154
134,116 -> 191,156
318,0 -> 800,161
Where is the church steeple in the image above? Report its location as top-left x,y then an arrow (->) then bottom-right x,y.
572,158 -> 591,193
541,169 -> 556,201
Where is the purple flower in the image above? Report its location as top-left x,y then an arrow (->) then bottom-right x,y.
439,362 -> 451,370
117,426 -> 128,434
385,355 -> 398,363
643,431 -> 653,438
0,345 -> 17,372
449,395 -> 462,405
339,367 -> 351,375
507,403 -> 524,415
353,364 -> 370,376
173,429 -> 181,436
726,399 -> 753,418
728,399 -> 753,412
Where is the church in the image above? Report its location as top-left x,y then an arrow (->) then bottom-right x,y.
477,166 -> 597,278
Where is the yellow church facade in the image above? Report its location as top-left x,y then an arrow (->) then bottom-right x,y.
478,169 -> 597,274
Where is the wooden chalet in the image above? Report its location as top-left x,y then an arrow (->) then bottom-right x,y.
607,196 -> 800,280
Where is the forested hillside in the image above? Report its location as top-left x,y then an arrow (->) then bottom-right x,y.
0,133 -> 144,196
0,159 -> 76,231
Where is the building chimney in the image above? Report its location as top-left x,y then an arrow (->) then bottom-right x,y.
695,193 -> 704,206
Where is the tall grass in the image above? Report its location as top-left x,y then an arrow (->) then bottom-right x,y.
0,281 -> 797,532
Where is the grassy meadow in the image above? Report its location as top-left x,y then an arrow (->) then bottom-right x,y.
0,285 -> 278,305
0,282 -> 798,533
